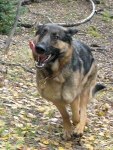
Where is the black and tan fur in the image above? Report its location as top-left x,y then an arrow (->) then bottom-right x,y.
31,24 -> 104,140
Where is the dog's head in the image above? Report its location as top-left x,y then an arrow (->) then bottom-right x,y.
29,24 -> 78,69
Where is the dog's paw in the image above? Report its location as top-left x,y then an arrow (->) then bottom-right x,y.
62,128 -> 73,140
73,124 -> 84,137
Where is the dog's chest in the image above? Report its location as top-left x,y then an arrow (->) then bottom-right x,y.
38,79 -> 62,102
37,75 -> 79,104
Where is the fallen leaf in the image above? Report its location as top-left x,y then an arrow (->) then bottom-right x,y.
89,136 -> 95,141
42,140 -> 50,145
98,111 -> 104,116
52,141 -> 59,146
84,144 -> 93,150
58,147 -> 65,150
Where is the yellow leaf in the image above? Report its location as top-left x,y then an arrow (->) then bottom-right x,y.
0,108 -> 4,114
14,92 -> 19,97
37,106 -> 45,112
84,144 -> 93,150
109,87 -> 113,90
101,76 -> 104,80
38,142 -> 47,148
41,117 -> 49,120
2,133 -> 10,138
15,123 -> 23,128
12,105 -> 18,109
43,140 -> 49,145
65,142 -> 72,146
52,141 -> 59,146
98,111 -> 104,116
89,136 -> 95,141
58,147 -> 65,150
44,111 -> 49,115
102,91 -> 106,94
16,145 -> 28,150
98,132 -> 104,136
0,120 -> 5,126
0,82 -> 3,87
27,113 -> 36,118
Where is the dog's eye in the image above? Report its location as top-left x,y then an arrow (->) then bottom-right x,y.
41,29 -> 47,36
53,35 -> 59,40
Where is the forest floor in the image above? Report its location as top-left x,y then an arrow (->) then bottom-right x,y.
0,0 -> 113,149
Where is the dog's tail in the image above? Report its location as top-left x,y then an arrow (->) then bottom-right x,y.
92,84 -> 105,95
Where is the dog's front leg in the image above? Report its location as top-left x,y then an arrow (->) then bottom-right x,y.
54,103 -> 72,140
70,96 -> 80,125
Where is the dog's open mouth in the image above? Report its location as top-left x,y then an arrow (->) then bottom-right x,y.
35,54 -> 52,68
29,41 -> 54,68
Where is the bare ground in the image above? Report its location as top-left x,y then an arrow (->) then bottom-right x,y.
0,0 -> 113,149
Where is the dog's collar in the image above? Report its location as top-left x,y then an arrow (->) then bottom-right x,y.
38,70 -> 61,89
38,61 -> 69,89
38,76 -> 50,89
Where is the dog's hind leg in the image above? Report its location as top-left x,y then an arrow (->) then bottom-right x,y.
73,62 -> 97,137
70,96 -> 80,125
53,103 -> 73,140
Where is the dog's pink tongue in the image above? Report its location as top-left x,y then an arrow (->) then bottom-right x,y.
29,41 -> 38,55
29,41 -> 35,51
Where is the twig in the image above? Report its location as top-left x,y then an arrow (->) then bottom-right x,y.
28,8 -> 53,24
18,22 -> 35,28
28,8 -> 45,16
90,44 -> 107,49
97,81 -> 113,85
95,9 -> 104,14
22,0 -> 33,5
46,16 -> 53,23
90,48 -> 107,55
4,0 -> 23,51
45,0 -> 96,27
0,60 -> 35,74
0,70 -> 15,77
0,70 -> 7,74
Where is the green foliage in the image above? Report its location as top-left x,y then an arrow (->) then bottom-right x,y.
0,0 -> 16,34
101,11 -> 113,21
0,0 -> 25,35
87,26 -> 102,37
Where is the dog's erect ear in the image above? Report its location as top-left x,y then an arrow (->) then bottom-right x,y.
62,28 -> 78,43
35,25 -> 44,35
66,28 -> 78,36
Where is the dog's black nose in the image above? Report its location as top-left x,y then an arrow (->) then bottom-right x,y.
35,43 -> 46,54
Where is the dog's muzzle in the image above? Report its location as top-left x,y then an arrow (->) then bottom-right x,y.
35,43 -> 46,54
29,41 -> 54,68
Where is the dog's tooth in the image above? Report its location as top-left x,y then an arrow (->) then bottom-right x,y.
44,54 -> 51,62
38,56 -> 40,61
48,54 -> 51,59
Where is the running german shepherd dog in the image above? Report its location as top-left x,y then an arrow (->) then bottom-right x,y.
29,24 -> 104,140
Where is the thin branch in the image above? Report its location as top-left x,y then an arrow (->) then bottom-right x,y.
0,60 -> 35,74
20,0 -> 96,28
4,0 -> 23,50
59,0 -> 96,27
46,16 -> 53,23
18,22 -> 35,28
22,0 -> 33,5
90,44 -> 106,49
42,0 -> 96,27
28,8 -> 53,23
21,0 -> 41,5
90,48 -> 107,55
0,70 -> 15,77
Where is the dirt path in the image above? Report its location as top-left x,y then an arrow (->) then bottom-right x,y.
0,0 -> 113,149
